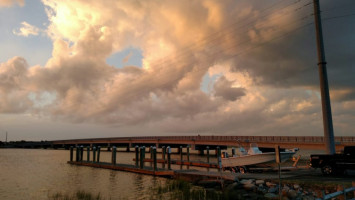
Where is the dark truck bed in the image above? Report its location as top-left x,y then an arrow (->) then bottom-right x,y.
310,146 -> 355,175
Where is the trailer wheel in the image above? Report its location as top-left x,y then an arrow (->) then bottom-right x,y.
239,166 -> 247,174
321,165 -> 334,175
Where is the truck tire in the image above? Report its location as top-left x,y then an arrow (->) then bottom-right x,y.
321,165 -> 334,175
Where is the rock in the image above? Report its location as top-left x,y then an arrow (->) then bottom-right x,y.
234,176 -> 239,182
287,189 -> 298,199
293,184 -> 300,190
225,182 -> 239,190
264,193 -> 279,199
281,196 -> 290,200
268,187 -> 278,193
256,180 -> 265,185
243,183 -> 256,191
257,187 -> 268,194
283,185 -> 290,191
266,182 -> 277,187
302,195 -> 315,200
240,179 -> 254,185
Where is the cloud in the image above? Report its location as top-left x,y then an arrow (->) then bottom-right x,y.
13,21 -> 40,37
213,76 -> 245,101
0,0 -> 24,7
0,0 -> 354,136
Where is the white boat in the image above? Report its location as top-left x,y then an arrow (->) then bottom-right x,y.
221,143 -> 298,168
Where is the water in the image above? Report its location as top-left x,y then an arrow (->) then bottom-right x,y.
0,149 -> 168,200
0,147 -> 320,199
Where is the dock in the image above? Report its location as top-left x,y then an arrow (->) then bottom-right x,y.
67,161 -> 174,176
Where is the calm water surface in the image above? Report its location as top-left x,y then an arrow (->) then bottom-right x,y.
0,147 -> 317,200
0,149 -> 168,200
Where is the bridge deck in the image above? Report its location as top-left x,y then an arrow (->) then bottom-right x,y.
52,136 -> 355,150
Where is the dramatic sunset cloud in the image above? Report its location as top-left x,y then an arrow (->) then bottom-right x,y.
13,21 -> 40,36
0,0 -> 354,140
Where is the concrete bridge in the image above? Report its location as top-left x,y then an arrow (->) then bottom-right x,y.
51,135 -> 355,152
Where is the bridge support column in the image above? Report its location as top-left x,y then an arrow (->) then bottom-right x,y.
232,147 -> 236,157
198,148 -> 204,155
186,145 -> 190,162
153,147 -> 157,171
76,146 -> 79,162
206,146 -> 210,163
112,146 -> 117,165
180,146 -> 183,161
177,147 -> 181,154
107,144 -> 111,152
70,146 -> 73,162
162,146 -> 166,169
97,146 -> 101,163
87,146 -> 90,161
126,145 -> 130,152
93,146 -> 96,162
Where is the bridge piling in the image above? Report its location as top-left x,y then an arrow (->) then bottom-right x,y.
153,147 -> 157,171
112,146 -> 117,165
232,147 -> 236,157
206,146 -> 210,163
70,146 -> 73,162
87,146 -> 90,162
162,146 -> 166,169
97,146 -> 101,163
76,146 -> 79,162
93,146 -> 96,163
80,146 -> 84,162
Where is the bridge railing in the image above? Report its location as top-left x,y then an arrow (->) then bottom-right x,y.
52,135 -> 355,145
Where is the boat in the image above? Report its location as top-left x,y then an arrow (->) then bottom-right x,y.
221,143 -> 298,171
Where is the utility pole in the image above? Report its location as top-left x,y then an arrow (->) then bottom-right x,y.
313,0 -> 335,154
6,131 -> 7,143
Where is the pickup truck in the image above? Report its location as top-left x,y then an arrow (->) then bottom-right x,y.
310,146 -> 355,175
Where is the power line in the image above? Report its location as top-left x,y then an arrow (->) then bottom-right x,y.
148,0 -> 313,70
323,13 -> 355,21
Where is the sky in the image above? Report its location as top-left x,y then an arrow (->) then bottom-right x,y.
0,0 -> 354,141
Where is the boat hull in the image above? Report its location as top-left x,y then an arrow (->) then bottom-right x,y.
221,152 -> 296,167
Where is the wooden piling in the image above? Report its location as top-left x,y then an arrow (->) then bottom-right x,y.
135,146 -> 139,167
167,146 -> 171,170
140,147 -> 145,169
153,147 -> 157,171
112,146 -> 117,165
70,146 -> 73,162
